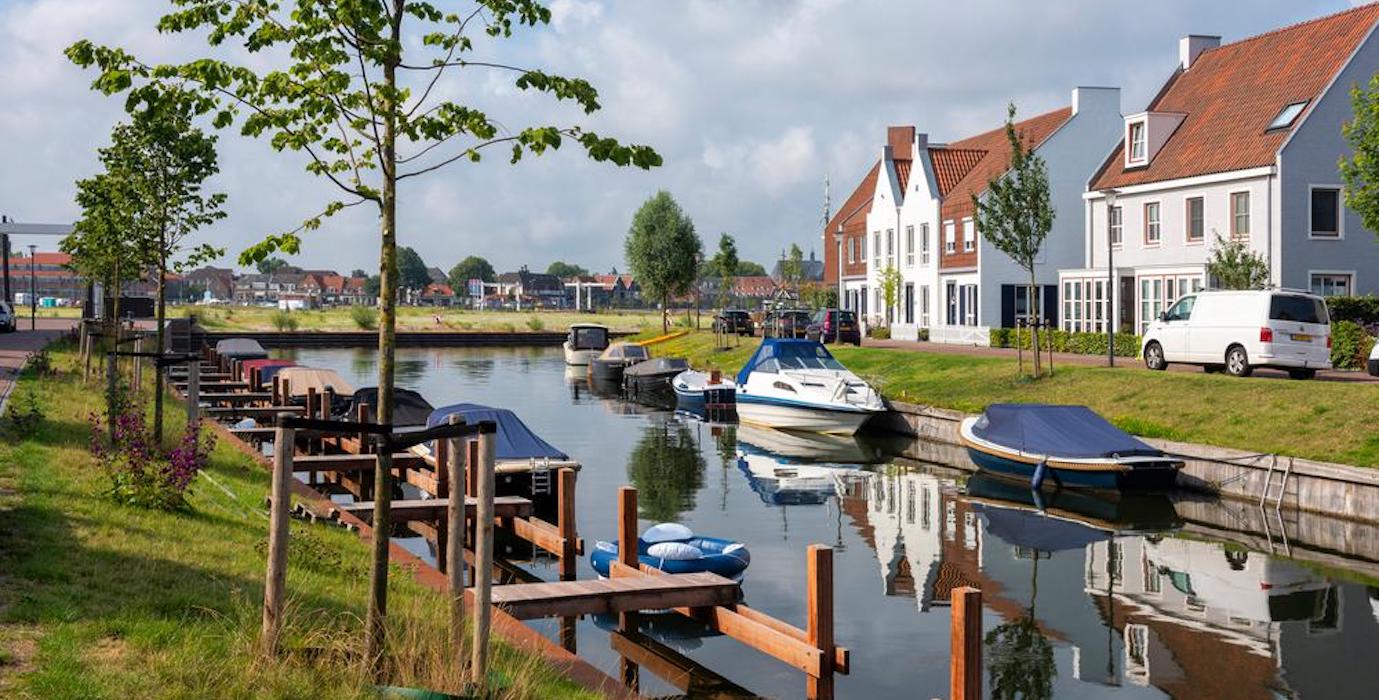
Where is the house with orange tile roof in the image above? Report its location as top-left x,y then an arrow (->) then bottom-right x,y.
1072,4 -> 1379,337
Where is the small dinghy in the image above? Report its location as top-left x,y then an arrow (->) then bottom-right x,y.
276,367 -> 357,414
590,523 -> 750,581
215,337 -> 268,361
623,357 -> 690,394
589,342 -> 649,383
340,387 -> 434,426
671,369 -> 736,412
959,404 -> 1183,491
563,323 -> 610,366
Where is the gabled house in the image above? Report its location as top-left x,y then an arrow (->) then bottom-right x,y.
184,266 -> 235,301
1075,5 -> 1379,336
821,160 -> 881,316
419,282 -> 456,306
496,267 -> 567,307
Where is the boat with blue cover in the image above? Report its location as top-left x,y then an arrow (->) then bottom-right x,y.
412,403 -> 580,496
590,523 -> 750,581
734,338 -> 885,435
959,403 -> 1182,491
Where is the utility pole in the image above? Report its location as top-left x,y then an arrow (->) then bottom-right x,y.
28,244 -> 37,330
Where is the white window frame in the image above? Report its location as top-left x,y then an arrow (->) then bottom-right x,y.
1127,119 -> 1147,165
1185,196 -> 1205,245
1230,191 -> 1251,240
919,285 -> 930,327
944,221 -> 956,254
1309,270 -> 1355,297
962,218 -> 975,253
860,234 -> 867,262
886,228 -> 894,259
1109,205 -> 1123,247
920,223 -> 930,265
873,231 -> 881,269
848,237 -> 855,264
1308,185 -> 1344,239
1144,201 -> 1161,246
904,225 -> 914,267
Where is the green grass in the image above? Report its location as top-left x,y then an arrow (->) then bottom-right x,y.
184,305 -> 662,333
0,344 -> 597,699
643,331 -> 1379,467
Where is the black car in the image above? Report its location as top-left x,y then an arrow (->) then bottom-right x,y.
762,309 -> 812,339
807,308 -> 861,345
713,309 -> 755,336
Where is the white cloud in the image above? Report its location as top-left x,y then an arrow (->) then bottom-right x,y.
549,0 -> 604,33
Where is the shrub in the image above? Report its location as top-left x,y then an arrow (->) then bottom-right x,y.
89,405 -> 216,512
991,327 -> 1140,357
1331,320 -> 1376,370
1327,295 -> 1379,326
526,315 -> 545,331
349,305 -> 378,330
917,328 -> 930,342
500,322 -> 517,332
868,326 -> 891,340
270,309 -> 299,332
3,390 -> 45,439
27,348 -> 53,377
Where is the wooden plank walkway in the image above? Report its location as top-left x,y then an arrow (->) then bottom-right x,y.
230,427 -> 277,439
175,381 -> 248,391
203,405 -> 305,417
491,572 -> 739,620
337,495 -> 533,521
199,392 -> 273,404
290,453 -> 427,472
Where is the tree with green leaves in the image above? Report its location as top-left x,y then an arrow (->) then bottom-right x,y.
736,260 -> 767,277
780,243 -> 805,291
350,268 -> 368,278
256,256 -> 293,275
625,191 -> 702,332
710,233 -> 739,308
396,246 -> 431,294
1206,232 -> 1269,290
1342,74 -> 1379,239
626,416 -> 705,522
363,274 -> 382,298
67,0 -> 659,670
64,170 -> 148,331
973,104 -> 1054,377
879,265 -> 902,324
448,255 -> 495,291
545,261 -> 588,278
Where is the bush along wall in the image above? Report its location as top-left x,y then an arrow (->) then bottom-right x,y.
1326,295 -> 1379,326
989,327 -> 1141,358
1331,320 -> 1377,370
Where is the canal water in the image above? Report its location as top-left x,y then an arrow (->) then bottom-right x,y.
278,345 -> 1379,699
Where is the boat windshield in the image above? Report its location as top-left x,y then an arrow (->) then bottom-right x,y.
571,326 -> 608,350
758,342 -> 844,372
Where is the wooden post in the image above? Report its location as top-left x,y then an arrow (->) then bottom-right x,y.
950,586 -> 982,700
186,361 -> 200,427
471,430 -> 496,686
806,544 -> 835,700
558,468 -> 576,581
271,375 -> 281,407
133,337 -> 143,392
279,378 -> 291,425
262,417 -> 296,656
618,486 -> 640,690
104,351 -> 117,437
445,415 -> 466,661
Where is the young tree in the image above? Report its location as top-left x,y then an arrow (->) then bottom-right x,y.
626,191 -> 702,332
396,246 -> 431,293
1206,232 -> 1269,289
973,104 -> 1054,377
1341,73 -> 1379,238
545,261 -> 588,278
448,255 -> 495,290
64,171 -> 149,331
780,243 -> 805,291
710,233 -> 739,308
68,0 -> 659,668
879,265 -> 902,324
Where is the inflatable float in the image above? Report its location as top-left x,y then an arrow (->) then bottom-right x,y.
589,523 -> 751,581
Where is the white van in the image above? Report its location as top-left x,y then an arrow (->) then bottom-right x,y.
1141,290 -> 1331,379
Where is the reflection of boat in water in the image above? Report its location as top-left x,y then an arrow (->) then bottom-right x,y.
960,404 -> 1182,491
965,472 -> 1182,532
735,339 -> 885,435
591,611 -> 722,652
562,323 -> 609,366
735,451 -> 854,505
736,424 -> 904,465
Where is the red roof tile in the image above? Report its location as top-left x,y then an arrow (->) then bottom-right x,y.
940,106 -> 1073,219
894,159 -> 912,194
928,148 -> 987,196
1092,3 -> 1379,190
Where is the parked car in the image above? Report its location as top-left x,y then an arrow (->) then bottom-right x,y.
713,309 -> 755,336
0,301 -> 15,333
1369,339 -> 1379,377
1141,290 -> 1331,379
762,309 -> 812,339
807,308 -> 861,346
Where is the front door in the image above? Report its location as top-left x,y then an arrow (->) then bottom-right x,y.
904,283 -> 914,324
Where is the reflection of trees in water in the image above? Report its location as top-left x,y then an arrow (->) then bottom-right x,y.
394,357 -> 430,386
985,556 -> 1056,700
349,348 -> 376,378
627,417 -> 706,522
450,359 -> 495,382
714,426 -> 737,468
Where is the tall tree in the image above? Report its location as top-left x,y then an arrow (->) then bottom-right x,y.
710,233 -> 739,308
396,246 -> 431,292
64,171 -> 149,331
545,260 -> 588,278
1341,73 -> 1379,239
780,243 -> 805,290
448,255 -> 495,290
1205,232 -> 1269,290
256,256 -> 293,275
68,0 -> 659,669
736,260 -> 767,277
973,104 -> 1054,377
625,191 -> 702,332
350,268 -> 368,279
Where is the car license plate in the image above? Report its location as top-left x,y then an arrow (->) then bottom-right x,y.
1291,333 -> 1312,342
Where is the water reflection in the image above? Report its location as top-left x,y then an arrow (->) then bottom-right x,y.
626,414 -> 706,521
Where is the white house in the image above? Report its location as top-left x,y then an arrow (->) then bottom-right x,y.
1070,5 -> 1379,337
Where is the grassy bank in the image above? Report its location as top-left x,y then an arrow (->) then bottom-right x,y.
186,305 -> 663,333
0,343 -> 596,699
643,331 -> 1379,467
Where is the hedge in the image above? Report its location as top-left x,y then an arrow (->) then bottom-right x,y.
1331,320 -> 1376,370
1327,295 -> 1379,325
990,327 -> 1141,358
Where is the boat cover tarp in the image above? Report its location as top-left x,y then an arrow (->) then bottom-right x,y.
624,357 -> 689,377
735,338 -> 837,385
346,387 -> 434,426
426,403 -> 568,461
275,367 -> 356,397
240,358 -> 295,378
973,404 -> 1162,459
974,503 -> 1111,552
215,338 -> 268,359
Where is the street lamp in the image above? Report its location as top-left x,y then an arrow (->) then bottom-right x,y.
27,244 -> 37,330
1102,189 -> 1120,367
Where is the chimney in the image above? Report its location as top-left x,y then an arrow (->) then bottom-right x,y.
1179,35 -> 1220,70
887,126 -> 916,159
1070,86 -> 1121,116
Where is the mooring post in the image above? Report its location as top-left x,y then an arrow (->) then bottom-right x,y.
950,586 -> 982,700
262,416 -> 296,656
617,486 -> 640,690
435,425 -> 451,574
280,378 -> 291,426
558,468 -> 576,581
471,429 -> 496,686
133,336 -> 143,392
271,375 -> 281,407
806,544 -> 835,700
186,360 -> 200,427
305,387 -> 317,454
445,415 -> 466,660
323,388 -> 335,450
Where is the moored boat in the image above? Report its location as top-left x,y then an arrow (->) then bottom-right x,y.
339,387 -> 434,426
589,342 -> 649,383
623,356 -> 690,394
671,369 -> 736,412
959,403 -> 1183,491
215,337 -> 268,361
563,323 -> 610,366
734,338 -> 885,435
589,522 -> 750,581
413,403 -> 580,497
276,367 -> 357,414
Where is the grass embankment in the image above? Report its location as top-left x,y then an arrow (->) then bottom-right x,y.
188,305 -> 662,333
0,343 -> 596,699
643,331 -> 1379,467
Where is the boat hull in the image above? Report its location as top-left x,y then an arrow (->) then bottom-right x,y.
964,446 -> 1180,491
563,344 -> 602,366
735,396 -> 876,435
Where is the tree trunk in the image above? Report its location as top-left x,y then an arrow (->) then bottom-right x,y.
662,294 -> 669,334
365,19 -> 401,673
1028,269 -> 1042,378
153,247 -> 167,443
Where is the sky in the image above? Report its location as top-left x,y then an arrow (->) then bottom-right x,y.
0,0 -> 1366,276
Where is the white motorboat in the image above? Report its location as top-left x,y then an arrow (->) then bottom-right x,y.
734,338 -> 885,435
563,323 -> 610,366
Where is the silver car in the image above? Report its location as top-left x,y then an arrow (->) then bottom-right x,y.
0,301 -> 15,332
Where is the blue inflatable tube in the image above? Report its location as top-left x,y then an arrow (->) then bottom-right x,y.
589,535 -> 751,581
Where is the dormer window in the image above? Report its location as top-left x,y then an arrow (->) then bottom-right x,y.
1128,121 -> 1147,163
1267,100 -> 1308,131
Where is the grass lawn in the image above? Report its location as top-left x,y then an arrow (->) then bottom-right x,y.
186,305 -> 665,333
0,343 -> 597,699
643,331 -> 1379,467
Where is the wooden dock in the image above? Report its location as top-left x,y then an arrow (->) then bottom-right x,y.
337,495 -> 534,522
491,572 -> 739,620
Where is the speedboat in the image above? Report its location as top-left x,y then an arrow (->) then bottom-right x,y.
959,403 -> 1183,491
671,369 -> 736,412
563,323 -> 610,366
623,357 -> 690,394
734,338 -> 885,435
589,522 -> 750,581
413,403 -> 581,497
589,342 -> 649,383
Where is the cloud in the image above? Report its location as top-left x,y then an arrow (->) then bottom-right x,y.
0,0 -> 1353,273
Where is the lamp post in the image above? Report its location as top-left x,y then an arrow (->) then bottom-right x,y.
836,224 -> 844,310
27,244 -> 37,330
1102,189 -> 1119,367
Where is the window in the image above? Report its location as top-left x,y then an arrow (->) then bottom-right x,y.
860,234 -> 867,261
873,231 -> 881,269
1164,295 -> 1195,322
1311,187 -> 1341,238
963,218 -> 975,252
944,221 -> 956,254
920,224 -> 931,265
919,285 -> 930,327
886,229 -> 894,258
1186,197 -> 1204,242
1309,273 -> 1353,298
1144,202 -> 1161,245
848,237 -> 856,264
1268,100 -> 1308,131
1110,206 -> 1123,246
1231,192 -> 1250,239
1013,286 -> 1043,325
905,226 -> 914,267
1128,121 -> 1146,162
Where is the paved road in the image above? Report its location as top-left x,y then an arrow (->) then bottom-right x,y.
863,337 -> 1377,384
0,319 -> 77,412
